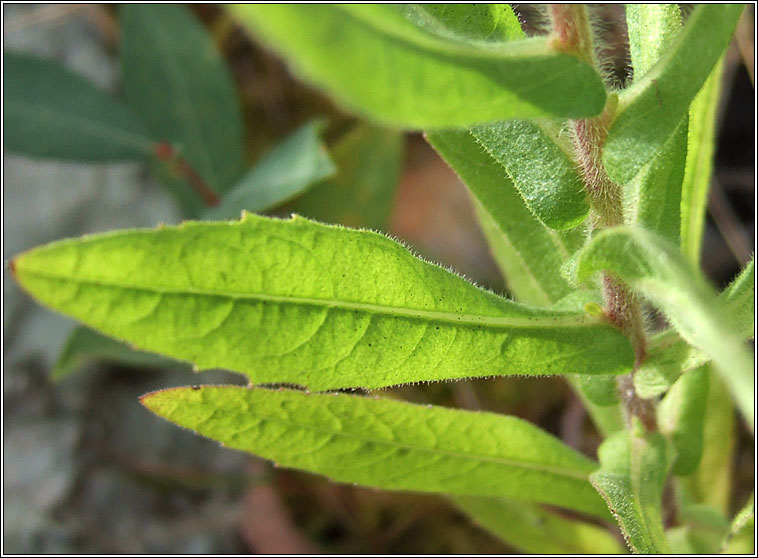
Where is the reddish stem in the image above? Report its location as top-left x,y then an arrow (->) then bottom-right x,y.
154,142 -> 220,207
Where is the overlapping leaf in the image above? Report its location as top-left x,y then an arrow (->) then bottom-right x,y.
229,4 -> 607,127
4,52 -> 154,161
12,214 -> 633,391
141,386 -> 608,517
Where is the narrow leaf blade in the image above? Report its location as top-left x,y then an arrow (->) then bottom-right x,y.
121,4 -> 245,193
591,428 -> 671,553
452,496 -> 624,554
11,215 -> 634,391
576,226 -> 754,428
205,120 -> 336,219
470,121 -> 589,230
3,52 -> 154,161
229,5 -> 607,127
141,386 -> 609,517
603,4 -> 742,184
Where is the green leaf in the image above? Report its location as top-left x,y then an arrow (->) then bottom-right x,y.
11,214 -> 634,391
681,368 -> 735,514
426,129 -> 584,305
3,51 -> 154,161
229,5 -> 607,128
452,496 -> 624,554
403,4 -> 523,43
603,4 -> 742,184
625,4 -> 683,80
721,256 -> 755,340
666,504 -> 730,554
576,374 -> 619,407
205,120 -> 336,220
141,385 -> 608,517
286,123 -> 404,230
576,226 -> 754,428
657,365 -> 708,475
53,326 -> 177,381
680,56 -> 726,266
121,4 -> 245,193
469,120 -> 589,230
590,426 -> 671,553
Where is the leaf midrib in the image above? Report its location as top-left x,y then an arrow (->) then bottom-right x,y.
20,266 -> 603,330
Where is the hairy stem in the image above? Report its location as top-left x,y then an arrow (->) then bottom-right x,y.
550,4 -> 654,430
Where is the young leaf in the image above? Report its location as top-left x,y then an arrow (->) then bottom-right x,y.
229,5 -> 607,128
121,5 -> 245,193
141,386 -> 609,517
53,326 -> 177,381
451,496 -> 624,554
590,427 -> 671,553
657,365 -> 708,475
470,120 -> 589,230
205,120 -> 336,220
721,256 -> 755,340
286,123 -> 404,230
576,226 -> 754,428
402,4 -> 523,44
11,214 -> 634,391
722,494 -> 755,553
3,52 -> 154,161
603,4 -> 743,184
426,129 -> 584,305
680,57 -> 726,266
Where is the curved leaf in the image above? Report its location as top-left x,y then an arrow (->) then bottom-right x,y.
141,386 -> 608,517
603,4 -> 742,184
229,4 -> 607,128
11,215 -> 634,391
576,226 -> 754,429
3,52 -> 154,161
402,4 -> 523,43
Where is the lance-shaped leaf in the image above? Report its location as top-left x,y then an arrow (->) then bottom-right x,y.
603,4 -> 742,184
590,426 -> 671,553
402,4 -> 522,44
469,120 -> 589,230
680,57 -> 726,266
11,214 -> 634,391
452,496 -> 624,554
287,123 -> 403,230
657,365 -> 708,475
722,494 -> 755,553
121,4 -> 245,193
3,52 -> 154,161
229,4 -> 606,128
575,226 -> 754,428
205,120 -> 336,220
53,326 -> 178,381
141,386 -> 609,517
626,4 -> 683,80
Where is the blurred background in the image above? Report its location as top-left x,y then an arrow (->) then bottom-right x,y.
3,4 -> 754,553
